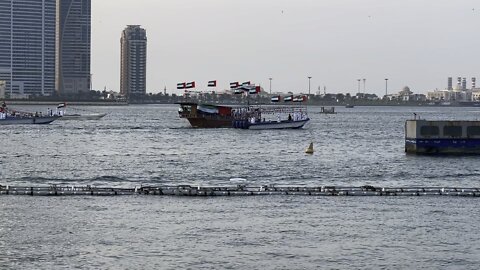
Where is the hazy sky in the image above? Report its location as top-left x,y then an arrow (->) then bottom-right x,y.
91,0 -> 480,96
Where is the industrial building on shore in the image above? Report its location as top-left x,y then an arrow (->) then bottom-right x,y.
427,77 -> 480,103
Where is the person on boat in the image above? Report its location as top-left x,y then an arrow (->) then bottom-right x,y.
288,114 -> 292,121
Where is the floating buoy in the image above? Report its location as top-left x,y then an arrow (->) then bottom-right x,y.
305,142 -> 314,154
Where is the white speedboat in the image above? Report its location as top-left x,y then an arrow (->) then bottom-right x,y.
58,113 -> 107,121
55,103 -> 107,120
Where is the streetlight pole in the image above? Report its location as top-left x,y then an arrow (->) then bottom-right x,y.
269,77 -> 272,94
308,76 -> 312,96
357,79 -> 361,93
363,78 -> 366,93
385,78 -> 389,97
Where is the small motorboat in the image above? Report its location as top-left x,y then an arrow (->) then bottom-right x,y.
58,113 -> 107,121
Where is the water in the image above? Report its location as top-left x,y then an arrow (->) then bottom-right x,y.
1,104 -> 480,269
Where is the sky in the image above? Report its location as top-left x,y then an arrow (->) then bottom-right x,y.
91,0 -> 480,96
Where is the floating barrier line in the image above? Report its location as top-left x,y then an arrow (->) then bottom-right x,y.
0,185 -> 479,197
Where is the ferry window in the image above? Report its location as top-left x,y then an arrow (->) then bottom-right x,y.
467,126 -> 480,136
443,126 -> 462,137
420,126 -> 439,136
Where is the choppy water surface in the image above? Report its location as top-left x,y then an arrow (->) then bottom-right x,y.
1,105 -> 480,269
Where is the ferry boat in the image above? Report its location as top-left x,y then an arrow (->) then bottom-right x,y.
0,102 -> 59,125
177,102 -> 234,128
0,115 -> 59,125
176,101 -> 310,130
405,119 -> 480,154
232,106 -> 309,130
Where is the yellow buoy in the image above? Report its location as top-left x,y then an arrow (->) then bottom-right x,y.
305,142 -> 314,154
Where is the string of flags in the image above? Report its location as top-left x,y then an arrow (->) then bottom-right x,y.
177,80 -> 260,94
271,95 -> 307,103
230,81 -> 260,94
178,81 -> 216,89
176,80 -> 306,102
176,82 -> 196,89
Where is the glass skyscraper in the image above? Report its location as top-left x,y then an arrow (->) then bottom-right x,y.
56,0 -> 91,95
0,0 -> 56,97
120,25 -> 147,97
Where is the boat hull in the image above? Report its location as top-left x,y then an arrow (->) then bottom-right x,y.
0,116 -> 58,125
405,138 -> 480,154
186,117 -> 232,128
235,118 -> 309,130
58,113 -> 107,121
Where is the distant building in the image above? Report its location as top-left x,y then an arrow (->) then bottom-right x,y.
427,76 -> 479,102
120,25 -> 147,97
0,0 -> 56,97
56,0 -> 91,95
0,80 -> 5,99
387,86 -> 426,102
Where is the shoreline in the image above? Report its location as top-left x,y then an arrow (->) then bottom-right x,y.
3,99 -> 480,107
4,100 -> 128,106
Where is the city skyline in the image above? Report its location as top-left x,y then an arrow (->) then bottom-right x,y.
90,1 -> 480,96
56,0 -> 91,95
0,0 -> 56,96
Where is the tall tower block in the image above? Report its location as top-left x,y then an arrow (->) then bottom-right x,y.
120,25 -> 147,97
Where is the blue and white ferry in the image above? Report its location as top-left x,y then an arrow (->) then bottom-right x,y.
232,105 -> 309,130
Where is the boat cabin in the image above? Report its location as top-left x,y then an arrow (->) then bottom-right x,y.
405,119 -> 480,154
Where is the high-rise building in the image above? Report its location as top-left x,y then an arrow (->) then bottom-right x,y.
120,25 -> 147,97
56,0 -> 91,95
447,77 -> 453,90
0,0 -> 56,97
0,80 -> 5,99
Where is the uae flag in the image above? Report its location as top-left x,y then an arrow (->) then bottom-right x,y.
177,82 -> 186,89
57,102 -> 66,108
208,80 -> 217,87
271,96 -> 280,102
284,95 -> 293,102
230,82 -> 239,89
242,81 -> 251,86
186,81 -> 196,89
234,88 -> 243,94
293,95 -> 307,102
249,86 -> 261,94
